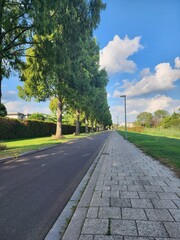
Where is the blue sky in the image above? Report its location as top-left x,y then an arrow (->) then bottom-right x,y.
2,0 -> 180,124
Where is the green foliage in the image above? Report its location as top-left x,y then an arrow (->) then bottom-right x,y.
136,112 -> 153,127
118,130 -> 180,169
154,109 -> 169,118
0,103 -> 7,117
0,0 -> 58,102
28,113 -> 46,121
0,117 -> 56,140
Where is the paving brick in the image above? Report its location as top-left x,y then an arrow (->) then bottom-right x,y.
124,237 -> 155,240
172,199 -> 180,208
122,208 -> 147,220
144,186 -> 164,192
99,207 -> 121,219
94,235 -> 123,240
131,199 -> 154,208
120,191 -> 139,199
90,197 -> 110,207
157,193 -> 180,200
128,185 -> 146,192
111,185 -> 128,191
81,219 -> 108,235
93,191 -> 102,198
136,221 -> 169,237
138,192 -> 159,199
111,219 -> 138,236
163,222 -> 180,238
111,198 -> 132,208
168,209 -> 180,221
145,209 -> 174,221
87,207 -> 98,218
151,199 -> 177,209
102,190 -> 119,198
79,235 -> 94,240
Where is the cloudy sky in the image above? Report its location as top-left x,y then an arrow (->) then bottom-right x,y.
2,0 -> 180,124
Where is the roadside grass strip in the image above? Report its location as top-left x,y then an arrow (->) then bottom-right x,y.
118,130 -> 180,170
0,132 -> 99,158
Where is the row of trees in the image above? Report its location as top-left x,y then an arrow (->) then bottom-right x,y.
135,109 -> 180,128
0,1 -> 112,138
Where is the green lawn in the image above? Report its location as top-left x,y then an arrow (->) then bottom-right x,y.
118,130 -> 180,170
0,133 -> 98,158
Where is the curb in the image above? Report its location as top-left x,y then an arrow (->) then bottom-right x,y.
44,132 -> 112,240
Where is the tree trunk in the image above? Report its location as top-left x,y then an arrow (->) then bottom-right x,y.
85,115 -> 88,133
91,120 -> 94,132
75,109 -> 80,136
0,54 -> 2,105
55,97 -> 63,139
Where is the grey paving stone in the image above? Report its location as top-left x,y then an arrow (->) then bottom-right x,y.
172,199 -> 180,208
128,185 -> 146,192
155,238 -> 178,240
94,236 -> 123,240
99,207 -> 121,219
62,207 -> 87,240
138,192 -> 159,199
136,221 -> 169,237
157,193 -> 180,200
111,185 -> 128,191
87,207 -> 98,218
163,222 -> 180,238
161,186 -> 180,193
120,191 -> 139,199
95,186 -> 111,191
169,209 -> 180,221
90,197 -> 110,207
81,219 -> 108,235
102,190 -> 119,198
79,235 -> 94,240
151,199 -> 177,209
93,191 -> 102,198
134,180 -> 151,186
111,219 -> 138,236
111,198 -> 132,208
144,186 -> 164,192
131,199 -> 154,208
124,237 -> 155,240
122,208 -> 147,220
145,209 -> 174,221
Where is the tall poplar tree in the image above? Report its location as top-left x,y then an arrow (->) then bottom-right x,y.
0,0 -> 57,103
18,0 -> 106,138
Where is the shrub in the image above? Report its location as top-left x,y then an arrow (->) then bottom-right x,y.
0,103 -> 7,117
0,117 -> 92,140
0,143 -> 7,150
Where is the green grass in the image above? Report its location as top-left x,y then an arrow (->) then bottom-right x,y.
118,130 -> 180,170
143,127 -> 180,139
0,132 -> 98,158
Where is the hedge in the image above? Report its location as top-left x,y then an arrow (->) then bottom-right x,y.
0,117 -> 92,140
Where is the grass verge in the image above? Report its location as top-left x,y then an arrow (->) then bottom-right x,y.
118,130 -> 180,176
0,132 -> 99,159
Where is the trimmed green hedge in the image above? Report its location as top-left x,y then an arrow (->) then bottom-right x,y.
0,117 -> 92,140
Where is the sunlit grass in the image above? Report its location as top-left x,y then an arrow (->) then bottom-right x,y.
0,132 -> 99,158
118,130 -> 180,169
143,127 -> 180,139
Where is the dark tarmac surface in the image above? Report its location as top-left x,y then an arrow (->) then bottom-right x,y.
0,132 -> 110,240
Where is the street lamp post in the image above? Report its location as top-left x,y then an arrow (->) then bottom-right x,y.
120,95 -> 127,140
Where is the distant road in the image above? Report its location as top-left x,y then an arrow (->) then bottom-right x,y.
0,131 -> 110,240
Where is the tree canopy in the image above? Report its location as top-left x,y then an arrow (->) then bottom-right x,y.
17,0 -> 111,138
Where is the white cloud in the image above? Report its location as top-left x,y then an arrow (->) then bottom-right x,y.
110,95 -> 180,123
175,57 -> 180,68
107,92 -> 111,98
5,100 -> 50,115
140,68 -> 150,78
100,35 -> 143,74
115,57 -> 180,98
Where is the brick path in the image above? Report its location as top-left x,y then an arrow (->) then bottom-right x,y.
62,131 -> 180,240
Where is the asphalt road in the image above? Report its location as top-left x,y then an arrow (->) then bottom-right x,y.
0,131 -> 110,240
